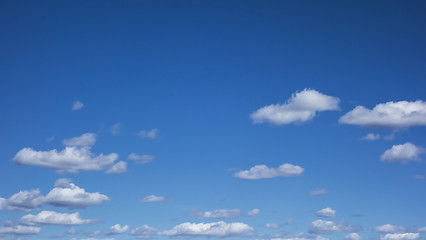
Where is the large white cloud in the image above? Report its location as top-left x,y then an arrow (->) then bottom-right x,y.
380,143 -> 424,163
380,233 -> 420,240
309,220 -> 355,234
13,133 -> 120,174
6,189 -> 44,211
234,163 -> 304,180
20,210 -> 95,225
191,209 -> 241,219
374,224 -> 406,233
0,225 -> 41,235
339,100 -> 426,129
316,208 -> 336,218
106,224 -> 129,235
160,221 -> 254,238
250,89 -> 340,125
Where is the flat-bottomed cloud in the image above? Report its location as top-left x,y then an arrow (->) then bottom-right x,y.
235,163 -> 304,179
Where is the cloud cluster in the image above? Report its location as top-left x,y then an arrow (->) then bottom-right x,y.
250,89 -> 340,125
160,221 -> 254,238
235,163 -> 304,179
13,133 -> 123,174
339,101 -> 426,129
0,225 -> 41,235
309,220 -> 355,234
106,224 -> 129,235
21,210 -> 95,225
316,208 -> 336,218
374,224 -> 406,233
191,209 -> 241,219
6,189 -> 44,211
380,143 -> 423,163
380,233 -> 420,240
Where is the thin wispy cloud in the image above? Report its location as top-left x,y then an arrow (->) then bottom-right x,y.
138,129 -> 159,139
139,195 -> 167,203
309,188 -> 329,196
72,101 -> 84,111
127,153 -> 154,164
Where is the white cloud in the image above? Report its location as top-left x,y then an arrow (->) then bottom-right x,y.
6,189 -> 44,211
308,188 -> 328,196
20,210 -> 95,225
316,208 -> 336,218
250,89 -> 340,125
44,182 -> 109,209
345,233 -> 362,240
247,208 -> 260,217
72,101 -> 84,111
138,129 -> 158,139
374,224 -> 406,233
380,143 -> 423,163
131,225 -> 158,239
139,195 -> 166,203
54,178 -> 73,188
13,133 -> 120,173
418,227 -> 426,232
160,221 -> 254,238
0,198 -> 6,210
106,161 -> 127,174
271,235 -> 330,240
127,154 -> 155,164
234,163 -> 304,180
309,220 -> 355,234
360,133 -> 380,141
191,209 -> 241,219
109,123 -> 122,135
380,233 -> 420,240
266,223 -> 280,229
0,225 -> 41,235
339,100 -> 426,129
106,224 -> 129,235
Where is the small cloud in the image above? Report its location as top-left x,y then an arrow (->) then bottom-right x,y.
345,233 -> 362,240
138,129 -> 158,139
380,233 -> 420,240
109,123 -> 122,135
160,221 -> 254,238
374,224 -> 406,233
265,223 -> 280,229
360,133 -> 380,141
309,188 -> 328,196
309,220 -> 356,234
46,136 -> 55,142
62,133 -> 96,147
316,208 -> 336,218
234,163 -> 304,180
191,209 -> 241,219
384,133 -> 396,141
139,195 -> 166,203
414,175 -> 425,179
380,143 -> 424,163
131,225 -> 158,239
0,225 -> 41,235
106,224 -> 129,235
127,154 -> 154,164
20,210 -> 95,225
72,101 -> 84,111
247,208 -> 260,217
106,161 -> 127,174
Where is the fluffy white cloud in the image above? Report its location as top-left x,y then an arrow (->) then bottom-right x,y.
250,89 -> 340,125
374,224 -> 406,233
308,188 -> 328,196
131,225 -> 158,239
247,208 -> 260,217
380,143 -> 423,163
13,133 -> 120,173
20,210 -> 95,225
72,101 -> 84,111
191,209 -> 241,219
316,208 -> 336,218
106,161 -> 127,174
0,225 -> 41,235
138,129 -> 158,139
309,220 -> 355,234
345,233 -> 362,240
380,233 -> 420,240
127,154 -> 154,164
106,224 -> 129,235
44,182 -> 109,209
234,163 -> 304,180
360,133 -> 380,141
6,189 -> 44,211
339,100 -> 426,129
139,195 -> 166,203
160,221 -> 254,238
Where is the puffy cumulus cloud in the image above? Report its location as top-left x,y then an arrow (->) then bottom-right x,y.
235,163 -> 304,180
127,154 -> 155,164
13,133 -> 121,174
380,143 -> 424,163
374,224 -> 406,233
309,220 -> 355,234
106,224 -> 129,235
380,233 -> 420,240
20,210 -> 95,225
339,100 -> 426,129
191,209 -> 241,219
139,195 -> 166,203
345,233 -> 362,240
308,188 -> 328,196
106,161 -> 127,174
6,189 -> 44,211
138,129 -> 159,139
160,221 -> 254,238
247,208 -> 260,217
72,101 -> 84,111
250,89 -> 340,125
0,225 -> 41,235
360,133 -> 380,141
44,181 -> 109,209
316,208 -> 336,218
131,225 -> 158,239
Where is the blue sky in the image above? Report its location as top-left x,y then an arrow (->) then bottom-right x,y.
1,1 -> 426,240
